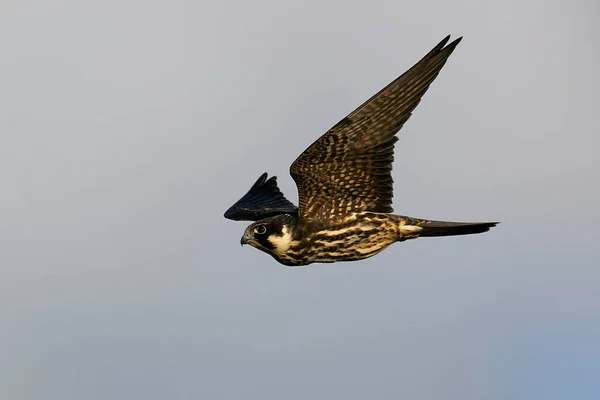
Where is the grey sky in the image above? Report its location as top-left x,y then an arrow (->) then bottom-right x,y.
1,0 -> 599,399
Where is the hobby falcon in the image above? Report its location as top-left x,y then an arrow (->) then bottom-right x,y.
225,35 -> 497,266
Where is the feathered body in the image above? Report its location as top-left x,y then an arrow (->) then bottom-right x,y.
241,213 -> 495,266
225,36 -> 498,266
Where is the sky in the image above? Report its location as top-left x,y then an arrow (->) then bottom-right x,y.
1,0 -> 599,399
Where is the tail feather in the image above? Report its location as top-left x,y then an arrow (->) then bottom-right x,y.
415,220 -> 498,237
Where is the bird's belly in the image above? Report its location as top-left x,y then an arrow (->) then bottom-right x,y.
274,213 -> 400,266
307,230 -> 396,263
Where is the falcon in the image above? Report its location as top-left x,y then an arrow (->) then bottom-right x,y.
225,35 -> 497,266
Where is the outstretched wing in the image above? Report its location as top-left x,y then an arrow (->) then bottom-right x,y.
290,35 -> 462,222
224,173 -> 297,221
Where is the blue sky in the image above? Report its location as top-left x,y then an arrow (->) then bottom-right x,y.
1,0 -> 599,399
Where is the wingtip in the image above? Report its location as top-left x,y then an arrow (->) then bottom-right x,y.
434,35 -> 452,50
249,172 -> 270,191
440,35 -> 462,51
430,35 -> 462,57
449,36 -> 463,47
224,171 -> 297,221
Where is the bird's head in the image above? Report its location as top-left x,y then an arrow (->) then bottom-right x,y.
240,214 -> 298,257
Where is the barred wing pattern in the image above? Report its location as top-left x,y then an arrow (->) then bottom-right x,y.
290,36 -> 462,223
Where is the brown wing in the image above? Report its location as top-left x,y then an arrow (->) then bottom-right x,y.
290,35 -> 462,223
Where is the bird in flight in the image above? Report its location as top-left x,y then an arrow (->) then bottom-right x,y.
225,35 -> 497,266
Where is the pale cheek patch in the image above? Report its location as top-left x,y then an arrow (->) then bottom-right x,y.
267,226 -> 293,255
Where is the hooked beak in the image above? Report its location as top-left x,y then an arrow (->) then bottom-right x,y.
240,232 -> 254,246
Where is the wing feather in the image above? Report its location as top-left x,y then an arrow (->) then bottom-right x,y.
290,36 -> 462,222
224,173 -> 297,221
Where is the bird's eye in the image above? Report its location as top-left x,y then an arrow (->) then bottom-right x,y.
254,225 -> 267,235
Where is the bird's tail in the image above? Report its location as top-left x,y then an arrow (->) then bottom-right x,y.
398,217 -> 498,239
